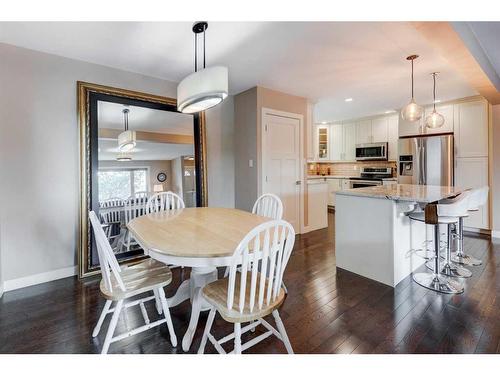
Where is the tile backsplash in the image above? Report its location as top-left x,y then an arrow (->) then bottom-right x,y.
308,161 -> 397,177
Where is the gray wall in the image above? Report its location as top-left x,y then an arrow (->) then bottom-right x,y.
0,43 -> 235,283
234,88 -> 258,211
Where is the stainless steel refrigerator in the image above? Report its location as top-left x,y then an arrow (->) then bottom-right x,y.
398,134 -> 454,186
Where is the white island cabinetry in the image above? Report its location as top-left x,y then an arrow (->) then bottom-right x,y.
335,184 -> 463,287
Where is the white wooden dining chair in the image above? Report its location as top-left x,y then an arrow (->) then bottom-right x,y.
89,211 -> 177,354
252,193 -> 284,220
99,197 -> 123,242
146,191 -> 185,213
198,219 -> 295,354
122,193 -> 150,252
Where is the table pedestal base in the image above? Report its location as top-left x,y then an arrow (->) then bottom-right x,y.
167,266 -> 218,352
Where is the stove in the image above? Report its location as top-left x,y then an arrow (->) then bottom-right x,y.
349,167 -> 393,188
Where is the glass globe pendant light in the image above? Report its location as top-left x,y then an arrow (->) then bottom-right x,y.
401,55 -> 423,122
425,72 -> 445,129
177,22 -> 228,114
117,108 -> 136,152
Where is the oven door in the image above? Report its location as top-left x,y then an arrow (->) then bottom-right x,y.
349,180 -> 382,189
355,143 -> 388,161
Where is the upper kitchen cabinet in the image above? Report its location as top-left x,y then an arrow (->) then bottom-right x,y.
328,122 -> 356,161
423,104 -> 454,135
371,117 -> 388,143
329,123 -> 343,161
355,120 -> 372,144
398,112 -> 424,137
455,99 -> 488,158
314,125 -> 330,160
387,115 -> 398,161
343,123 -> 356,161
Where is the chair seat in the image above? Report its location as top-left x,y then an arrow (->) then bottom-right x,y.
202,273 -> 285,323
100,258 -> 172,301
408,211 -> 460,224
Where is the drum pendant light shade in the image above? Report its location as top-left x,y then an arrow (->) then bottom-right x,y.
401,55 -> 423,122
177,22 -> 228,114
118,130 -> 136,152
117,108 -> 136,151
177,66 -> 228,114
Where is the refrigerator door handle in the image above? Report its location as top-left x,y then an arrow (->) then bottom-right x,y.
422,143 -> 426,185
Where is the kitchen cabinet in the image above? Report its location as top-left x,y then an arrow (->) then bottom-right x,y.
455,99 -> 488,158
371,117 -> 388,143
343,123 -> 356,161
328,122 -> 356,161
455,157 -> 489,229
314,125 -> 330,160
356,120 -> 372,144
399,112 -> 424,137
387,115 -> 399,161
329,123 -> 343,161
327,178 -> 343,206
307,180 -> 328,232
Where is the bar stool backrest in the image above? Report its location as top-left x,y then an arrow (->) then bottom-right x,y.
467,186 -> 489,211
437,190 -> 471,218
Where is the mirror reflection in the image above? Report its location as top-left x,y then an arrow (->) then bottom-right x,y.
96,101 -> 196,258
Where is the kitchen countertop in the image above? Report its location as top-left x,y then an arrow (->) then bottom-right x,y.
307,175 -> 356,179
336,184 -> 463,203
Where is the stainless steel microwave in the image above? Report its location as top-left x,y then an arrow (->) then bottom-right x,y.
355,142 -> 388,161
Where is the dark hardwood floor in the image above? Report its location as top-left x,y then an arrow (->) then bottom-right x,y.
1,213 -> 499,354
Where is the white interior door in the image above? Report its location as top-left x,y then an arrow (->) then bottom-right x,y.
262,112 -> 301,231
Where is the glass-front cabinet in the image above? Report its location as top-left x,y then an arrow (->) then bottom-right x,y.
315,125 -> 329,160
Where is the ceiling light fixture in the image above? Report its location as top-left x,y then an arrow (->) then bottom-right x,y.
116,152 -> 132,162
385,110 -> 396,114
425,72 -> 445,129
118,108 -> 136,152
345,98 -> 353,102
401,55 -> 423,122
177,22 -> 228,114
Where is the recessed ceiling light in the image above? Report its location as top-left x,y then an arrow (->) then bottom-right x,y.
321,121 -> 328,124
434,99 -> 441,103
345,98 -> 353,102
385,110 -> 396,114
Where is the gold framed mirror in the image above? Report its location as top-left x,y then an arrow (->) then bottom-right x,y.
77,81 -> 208,278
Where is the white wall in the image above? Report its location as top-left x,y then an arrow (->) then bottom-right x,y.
0,43 -> 235,290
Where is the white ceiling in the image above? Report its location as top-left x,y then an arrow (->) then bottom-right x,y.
98,101 -> 193,134
98,139 -> 194,161
0,22 -> 478,121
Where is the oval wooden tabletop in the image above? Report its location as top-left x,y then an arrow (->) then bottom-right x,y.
127,207 -> 271,258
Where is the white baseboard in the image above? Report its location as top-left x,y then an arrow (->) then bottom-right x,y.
3,266 -> 77,292
491,230 -> 500,239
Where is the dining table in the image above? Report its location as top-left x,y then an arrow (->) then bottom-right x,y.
127,207 -> 271,351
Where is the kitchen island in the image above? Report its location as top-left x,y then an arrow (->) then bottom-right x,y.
335,184 -> 462,287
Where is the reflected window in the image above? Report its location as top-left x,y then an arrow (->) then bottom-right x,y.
98,168 -> 148,201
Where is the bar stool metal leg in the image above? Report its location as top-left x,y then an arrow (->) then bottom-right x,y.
426,223 -> 472,278
451,217 -> 482,266
413,224 -> 464,294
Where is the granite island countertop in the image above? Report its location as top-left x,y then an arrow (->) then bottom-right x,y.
336,184 -> 463,203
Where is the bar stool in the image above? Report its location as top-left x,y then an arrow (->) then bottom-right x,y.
451,186 -> 489,266
409,191 -> 471,294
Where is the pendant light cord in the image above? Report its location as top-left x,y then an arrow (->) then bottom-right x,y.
123,109 -> 129,131
203,26 -> 206,69
432,73 -> 437,111
194,31 -> 198,72
411,59 -> 414,99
